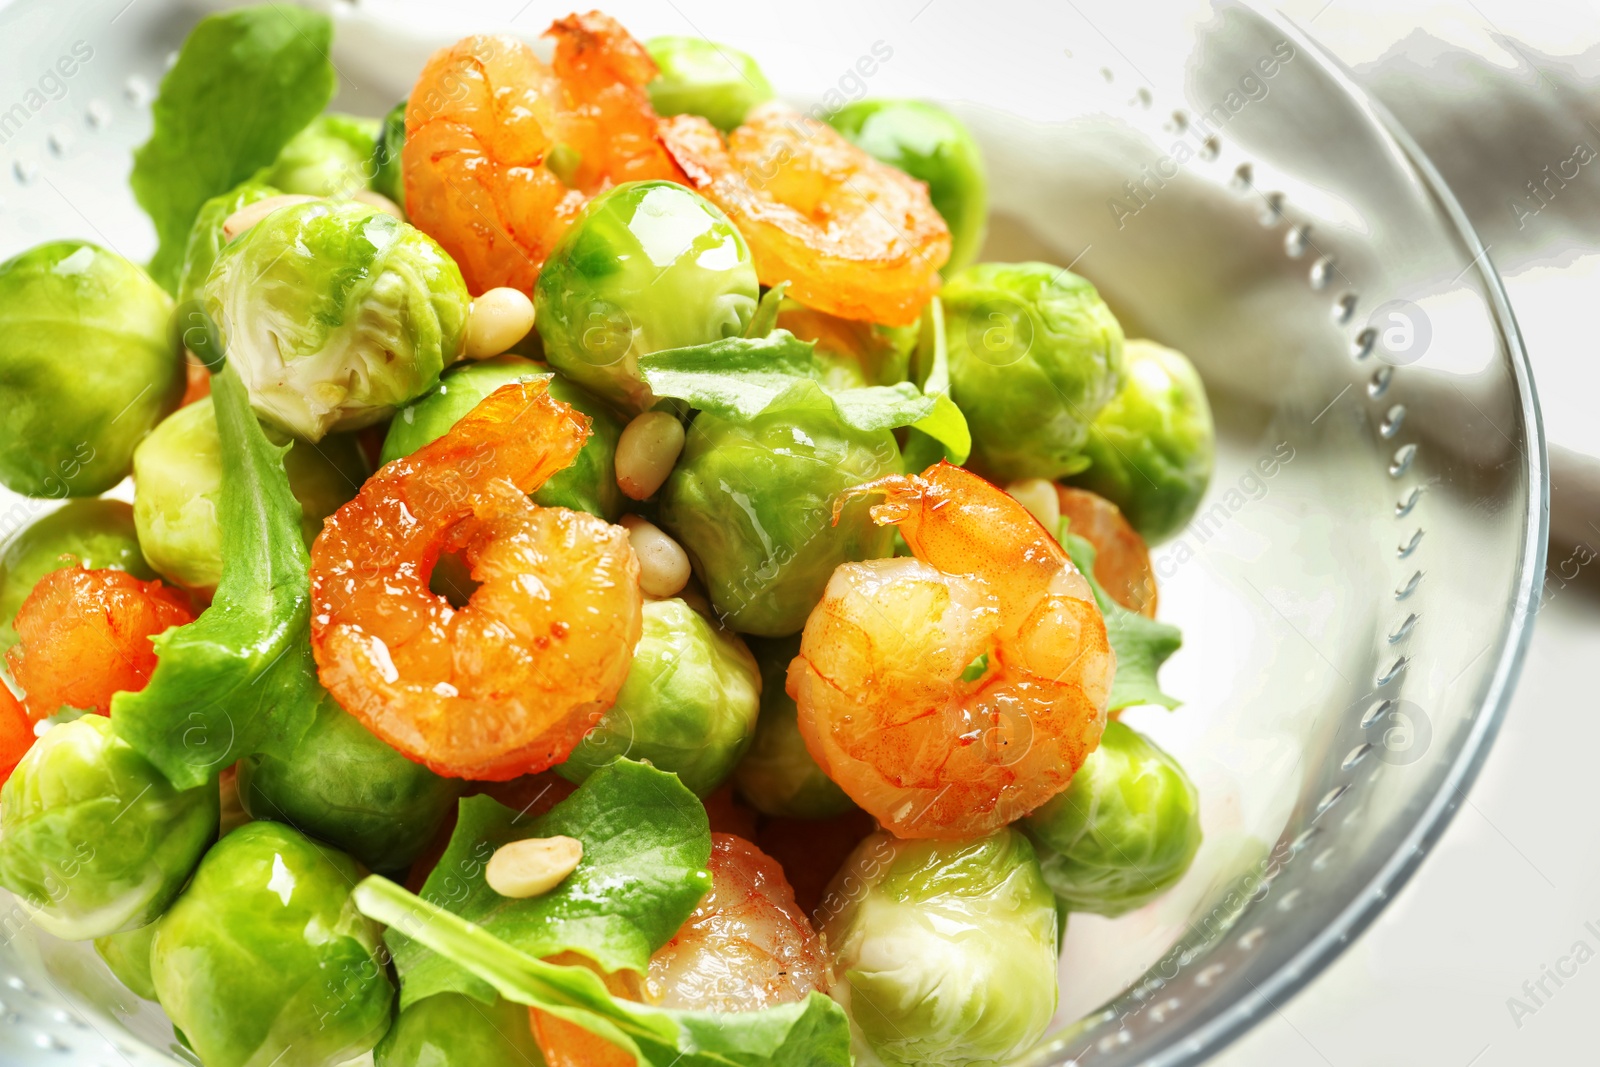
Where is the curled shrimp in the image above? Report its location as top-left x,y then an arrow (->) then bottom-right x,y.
531,833 -> 826,1067
404,15 -> 685,295
309,380 -> 642,781
790,462 -> 1115,839
1056,485 -> 1158,617
658,103 -> 950,326
5,566 -> 194,721
0,683 -> 33,785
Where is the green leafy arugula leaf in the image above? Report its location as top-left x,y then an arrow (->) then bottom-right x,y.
112,365 -> 322,789
131,4 -> 336,292
355,875 -> 853,1067
638,328 -> 970,461
1060,529 -> 1183,711
902,296 -> 965,468
389,759 -> 712,1009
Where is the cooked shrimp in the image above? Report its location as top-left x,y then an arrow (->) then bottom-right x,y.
403,16 -> 684,295
5,567 -> 193,721
790,461 -> 1115,839
309,380 -> 642,781
0,683 -> 34,785
1057,485 -> 1158,617
645,833 -> 827,1011
658,103 -> 950,326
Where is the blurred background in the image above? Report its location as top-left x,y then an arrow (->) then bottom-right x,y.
1225,1 -> 1600,1064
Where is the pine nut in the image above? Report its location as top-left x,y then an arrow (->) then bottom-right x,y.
351,188 -> 405,220
614,412 -> 685,500
1006,478 -> 1061,533
221,194 -> 320,242
486,836 -> 584,899
620,515 -> 691,598
464,288 -> 536,360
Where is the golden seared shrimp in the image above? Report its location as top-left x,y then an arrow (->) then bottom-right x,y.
658,103 -> 950,326
310,381 -> 642,781
1056,485 -> 1159,617
790,462 -> 1115,839
403,17 -> 684,294
530,834 -> 826,1066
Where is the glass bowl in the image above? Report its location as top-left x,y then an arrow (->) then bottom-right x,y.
0,1 -> 1545,1065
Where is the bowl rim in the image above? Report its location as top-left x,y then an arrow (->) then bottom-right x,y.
1141,10 -> 1550,1066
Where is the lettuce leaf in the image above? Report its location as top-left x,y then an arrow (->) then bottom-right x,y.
638,329 -> 970,462
901,297 -> 964,469
389,759 -> 712,1009
112,365 -> 321,788
131,4 -> 335,292
1060,530 -> 1183,711
354,874 -> 853,1067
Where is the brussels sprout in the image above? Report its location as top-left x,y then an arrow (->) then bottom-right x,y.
176,179 -> 281,306
774,300 -> 917,388
733,635 -> 853,819
204,199 -> 469,440
238,698 -> 463,873
1069,339 -> 1215,543
659,402 -> 900,636
263,113 -> 379,198
536,181 -> 759,412
942,262 -> 1125,482
558,598 -> 759,796
95,921 -> 159,1001
1023,720 -> 1201,917
0,499 -> 153,653
151,821 -> 393,1067
829,100 -> 988,274
382,357 -> 624,519
132,396 -> 367,591
820,829 -> 1059,1067
371,100 -> 407,210
0,715 -> 218,940
645,36 -> 776,132
0,241 -> 183,497
375,993 -> 545,1067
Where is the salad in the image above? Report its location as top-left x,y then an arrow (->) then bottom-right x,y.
0,7 -> 1217,1067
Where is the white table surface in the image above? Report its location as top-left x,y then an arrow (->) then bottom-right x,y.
1221,3 -> 1600,1064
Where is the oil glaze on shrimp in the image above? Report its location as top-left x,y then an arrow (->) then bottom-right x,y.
403,16 -> 685,295
309,381 -> 641,781
658,103 -> 950,326
790,462 -> 1115,839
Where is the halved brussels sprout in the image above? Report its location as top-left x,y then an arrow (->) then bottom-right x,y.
381,357 -> 624,520
151,821 -> 393,1067
820,829 -> 1059,1067
375,992 -> 545,1067
1069,339 -> 1215,543
0,715 -> 218,940
238,697 -> 463,873
659,404 -> 900,636
1024,720 -> 1201,916
263,112 -> 379,198
204,199 -> 469,440
95,921 -> 159,1001
558,597 -> 760,796
829,100 -> 989,274
0,241 -> 183,497
176,179 -> 281,306
132,396 -> 367,591
734,635 -> 853,819
371,100 -> 407,210
536,181 -> 759,412
0,499 -> 153,653
942,261 -> 1125,481
645,36 -> 776,132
